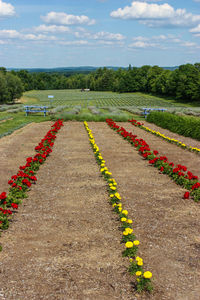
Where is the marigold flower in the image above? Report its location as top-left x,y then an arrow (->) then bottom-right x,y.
136,256 -> 143,262
137,260 -> 143,266
110,194 -> 114,197
123,231 -> 129,236
118,207 -> 122,212
136,271 -> 142,276
110,186 -> 116,190
125,241 -> 133,248
127,219 -> 133,224
115,193 -> 121,200
133,240 -> 140,246
122,210 -> 128,215
143,271 -> 152,279
121,217 -> 127,222
125,228 -> 133,234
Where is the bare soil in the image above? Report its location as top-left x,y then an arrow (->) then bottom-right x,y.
0,121 -> 199,300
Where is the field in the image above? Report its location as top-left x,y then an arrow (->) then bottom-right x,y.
1,89 -> 200,138
0,113 -> 200,299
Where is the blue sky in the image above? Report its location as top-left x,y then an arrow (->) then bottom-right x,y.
0,0 -> 200,68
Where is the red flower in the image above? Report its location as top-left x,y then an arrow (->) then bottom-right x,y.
0,192 -> 7,200
153,150 -> 159,155
11,203 -> 18,209
183,192 -> 190,199
160,166 -> 164,172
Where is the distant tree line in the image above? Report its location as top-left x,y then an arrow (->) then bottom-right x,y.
1,63 -> 200,104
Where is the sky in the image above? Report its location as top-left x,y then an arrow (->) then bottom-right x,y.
0,0 -> 200,68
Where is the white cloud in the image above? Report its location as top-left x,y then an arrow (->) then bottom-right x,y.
34,24 -> 70,33
129,40 -> 157,48
0,29 -> 57,41
190,24 -> 200,33
0,29 -> 20,38
41,12 -> 95,26
59,40 -> 89,46
110,1 -> 200,28
22,34 -> 57,41
74,29 -> 125,41
0,0 -> 15,17
181,41 -> 197,47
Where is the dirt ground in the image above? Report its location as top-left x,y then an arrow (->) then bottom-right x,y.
0,121 -> 199,300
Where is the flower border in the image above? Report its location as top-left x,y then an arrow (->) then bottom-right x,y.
129,119 -> 200,155
0,120 -> 64,249
84,121 -> 153,293
106,119 -> 200,202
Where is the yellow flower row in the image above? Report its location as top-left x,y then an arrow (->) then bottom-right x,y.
84,121 -> 153,291
140,124 -> 200,154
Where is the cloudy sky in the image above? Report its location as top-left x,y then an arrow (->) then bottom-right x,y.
0,0 -> 200,68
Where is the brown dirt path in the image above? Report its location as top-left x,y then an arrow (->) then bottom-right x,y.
120,122 -> 200,179
0,122 -> 52,193
0,122 -> 136,300
88,122 -> 200,300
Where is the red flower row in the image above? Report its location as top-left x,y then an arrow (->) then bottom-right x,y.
106,119 -> 200,202
0,119 -> 63,231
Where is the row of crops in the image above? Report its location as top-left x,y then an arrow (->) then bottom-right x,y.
24,90 -> 181,107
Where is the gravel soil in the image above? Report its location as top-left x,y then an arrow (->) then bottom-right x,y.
0,121 -> 199,300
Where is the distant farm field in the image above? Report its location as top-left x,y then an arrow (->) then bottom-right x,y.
0,89 -> 200,138
24,89 -> 181,107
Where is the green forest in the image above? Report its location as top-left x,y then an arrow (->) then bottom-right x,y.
1,63 -> 200,104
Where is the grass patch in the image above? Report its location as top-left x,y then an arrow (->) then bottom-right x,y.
0,112 -> 50,138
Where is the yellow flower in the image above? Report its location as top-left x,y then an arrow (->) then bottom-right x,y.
112,203 -> 116,207
136,256 -> 142,262
133,240 -> 140,246
125,228 -> 133,234
118,207 -> 122,212
125,241 -> 133,248
115,193 -> 121,200
101,163 -> 105,167
137,260 -> 143,266
121,217 -> 127,222
136,271 -> 142,276
110,186 -> 116,190
122,210 -> 128,216
110,194 -> 114,197
129,258 -> 133,263
137,278 -> 140,282
100,168 -> 105,172
127,219 -> 133,224
123,231 -> 129,236
117,203 -> 122,207
143,271 -> 152,279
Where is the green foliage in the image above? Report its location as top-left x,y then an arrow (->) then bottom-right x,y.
0,69 -> 24,103
2,63 -> 200,103
147,111 -> 200,141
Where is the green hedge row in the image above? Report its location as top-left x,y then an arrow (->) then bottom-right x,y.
147,111 -> 200,141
